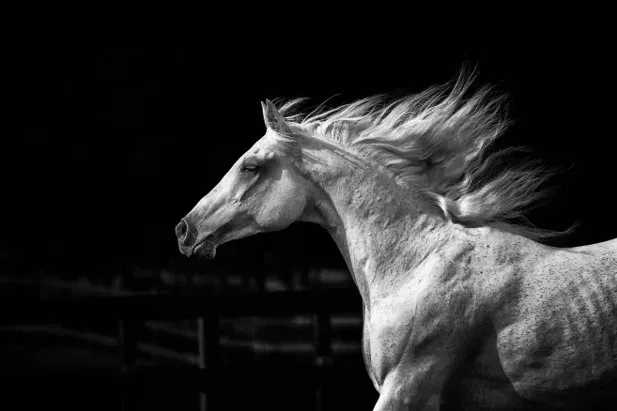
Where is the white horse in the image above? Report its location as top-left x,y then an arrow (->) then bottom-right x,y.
175,75 -> 617,410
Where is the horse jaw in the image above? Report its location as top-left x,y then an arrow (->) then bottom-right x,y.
193,239 -> 217,259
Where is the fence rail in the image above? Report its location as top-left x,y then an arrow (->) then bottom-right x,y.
0,289 -> 361,322
0,287 -> 365,411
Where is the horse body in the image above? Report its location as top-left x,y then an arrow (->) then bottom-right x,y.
176,75 -> 617,409
442,233 -> 617,409
491,238 -> 617,408
313,148 -> 617,409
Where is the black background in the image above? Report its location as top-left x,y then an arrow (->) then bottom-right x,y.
5,37 -> 616,276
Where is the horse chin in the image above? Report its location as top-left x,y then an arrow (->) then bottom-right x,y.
194,240 -> 217,260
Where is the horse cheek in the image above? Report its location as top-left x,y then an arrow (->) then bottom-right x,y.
257,185 -> 306,230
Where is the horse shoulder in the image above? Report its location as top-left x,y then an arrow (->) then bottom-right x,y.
365,242 -> 493,386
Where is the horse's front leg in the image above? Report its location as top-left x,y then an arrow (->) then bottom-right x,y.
371,356 -> 450,411
368,298 -> 471,410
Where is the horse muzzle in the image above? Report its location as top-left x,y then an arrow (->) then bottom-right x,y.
175,218 -> 219,259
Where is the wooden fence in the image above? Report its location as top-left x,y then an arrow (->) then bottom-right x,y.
0,287 -> 366,410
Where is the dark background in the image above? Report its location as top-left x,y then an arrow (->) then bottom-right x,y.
2,32 -> 616,410
4,40 -> 616,274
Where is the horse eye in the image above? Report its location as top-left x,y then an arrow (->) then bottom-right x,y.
241,164 -> 261,173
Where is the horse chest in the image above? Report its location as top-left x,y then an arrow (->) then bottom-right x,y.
362,308 -> 412,391
362,282 -> 445,389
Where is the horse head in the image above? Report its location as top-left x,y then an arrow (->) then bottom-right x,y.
175,100 -> 311,259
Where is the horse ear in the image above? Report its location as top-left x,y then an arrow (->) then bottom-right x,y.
261,99 -> 292,135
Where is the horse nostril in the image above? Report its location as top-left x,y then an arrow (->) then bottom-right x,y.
175,219 -> 189,241
176,218 -> 198,249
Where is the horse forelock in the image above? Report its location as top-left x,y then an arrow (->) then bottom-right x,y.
272,71 -> 571,242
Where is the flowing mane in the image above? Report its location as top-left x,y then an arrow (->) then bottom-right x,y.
273,73 -> 569,241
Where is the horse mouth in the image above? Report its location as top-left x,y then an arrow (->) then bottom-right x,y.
193,240 -> 217,259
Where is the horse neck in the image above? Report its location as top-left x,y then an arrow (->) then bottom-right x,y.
297,140 -> 453,307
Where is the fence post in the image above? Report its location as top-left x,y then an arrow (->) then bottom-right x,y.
118,319 -> 140,411
198,316 -> 220,411
313,291 -> 333,411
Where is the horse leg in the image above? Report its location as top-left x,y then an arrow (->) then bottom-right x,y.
371,362 -> 447,411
